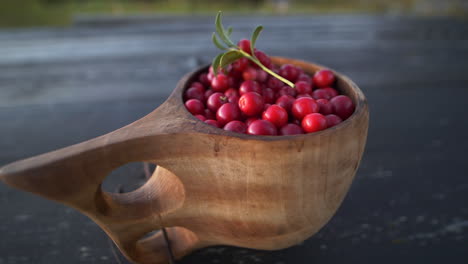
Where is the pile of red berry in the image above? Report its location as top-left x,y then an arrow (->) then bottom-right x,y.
184,39 -> 355,136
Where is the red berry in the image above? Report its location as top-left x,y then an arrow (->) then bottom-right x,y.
295,81 -> 312,95
224,120 -> 247,134
227,94 -> 240,104
247,120 -> 277,136
225,88 -> 239,98
199,73 -> 210,87
190,82 -> 205,92
302,113 -> 327,133
262,88 -> 275,104
205,119 -> 220,128
211,73 -> 229,92
238,92 -> 264,116
238,39 -> 252,55
185,99 -> 204,115
207,72 -> 214,82
195,115 -> 206,121
207,92 -> 228,112
232,57 -> 249,72
204,109 -> 216,120
313,69 -> 335,88
246,117 -> 259,126
278,86 -> 297,98
297,94 -> 312,99
262,105 -> 288,128
267,76 -> 284,91
322,87 -> 339,98
184,87 -> 205,102
254,50 -> 273,69
204,89 -> 214,101
216,103 -> 242,126
279,64 -> 300,82
242,67 -> 257,81
256,70 -> 268,83
280,123 -> 304,135
275,95 -> 295,113
312,88 -> 333,100
325,114 -> 343,128
316,99 -> 333,115
239,80 -> 262,95
330,95 -> 355,119
296,73 -> 312,84
291,97 -> 319,120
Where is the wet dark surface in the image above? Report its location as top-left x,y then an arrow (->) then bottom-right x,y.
0,15 -> 467,264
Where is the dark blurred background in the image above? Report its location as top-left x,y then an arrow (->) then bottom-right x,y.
0,0 -> 467,264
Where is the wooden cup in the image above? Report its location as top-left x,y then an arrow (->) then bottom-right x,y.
0,57 -> 369,264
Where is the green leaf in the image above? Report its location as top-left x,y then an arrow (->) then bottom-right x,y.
227,27 -> 233,36
220,50 -> 243,69
215,11 -> 236,47
250,25 -> 263,57
212,33 -> 226,50
212,53 -> 224,76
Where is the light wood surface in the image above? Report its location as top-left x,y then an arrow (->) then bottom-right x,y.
0,57 -> 369,264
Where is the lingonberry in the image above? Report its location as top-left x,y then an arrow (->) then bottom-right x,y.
247,120 -> 277,135
296,73 -> 312,84
207,92 -> 228,112
227,94 -> 240,104
295,81 -> 312,95
291,97 -> 319,120
330,95 -> 355,119
224,120 -> 247,134
254,50 -> 273,69
313,69 -> 335,88
302,113 -> 327,133
242,67 -> 257,81
204,109 -> 216,120
262,105 -> 288,128
184,87 -> 205,102
225,88 -> 239,98
256,70 -> 268,83
322,87 -> 338,98
325,114 -> 343,128
190,82 -> 205,92
185,99 -> 205,115
204,89 -> 214,101
239,80 -> 262,95
280,123 -> 304,135
232,57 -> 249,72
276,95 -> 295,113
279,64 -> 300,82
195,115 -> 206,121
316,99 -> 333,115
238,92 -> 264,116
278,86 -> 297,98
216,103 -> 242,126
297,94 -> 312,99
312,88 -> 333,100
205,119 -> 220,128
267,76 -> 284,91
246,117 -> 259,126
199,73 -> 210,87
262,88 -> 275,104
238,39 -> 252,54
211,73 -> 229,92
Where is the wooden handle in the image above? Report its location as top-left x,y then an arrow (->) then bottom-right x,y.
0,107 -> 200,263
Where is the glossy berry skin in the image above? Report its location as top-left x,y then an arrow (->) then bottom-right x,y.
262,105 -> 288,128
313,70 -> 335,88
211,73 -> 229,92
292,97 -> 320,121
242,67 -> 257,81
297,94 -> 312,99
262,88 -> 275,104
256,70 -> 268,83
316,99 -> 333,115
238,92 -> 264,116
198,73 -> 210,87
207,92 -> 227,112
184,87 -> 205,102
312,88 -> 333,100
295,81 -> 312,95
296,73 -> 312,84
330,95 -> 355,119
238,39 -> 252,55
302,113 -> 327,133
279,64 -> 300,82
246,117 -> 259,126
195,115 -> 206,121
205,119 -> 220,128
239,80 -> 262,95
247,120 -> 278,136
227,94 -> 240,104
204,109 -> 216,120
322,87 -> 339,98
232,57 -> 249,72
216,103 -> 242,126
325,114 -> 343,128
185,99 -> 204,115
190,82 -> 205,92
267,76 -> 284,91
254,50 -> 273,69
204,89 -> 214,101
224,120 -> 247,134
225,88 -> 239,98
275,95 -> 295,113
278,86 -> 297,98
280,123 -> 304,135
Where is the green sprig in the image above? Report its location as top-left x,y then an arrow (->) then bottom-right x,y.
211,11 -> 295,88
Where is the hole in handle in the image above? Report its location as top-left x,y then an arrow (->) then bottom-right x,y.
102,162 -> 157,194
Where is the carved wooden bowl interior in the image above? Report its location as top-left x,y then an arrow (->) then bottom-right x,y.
0,57 -> 369,264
